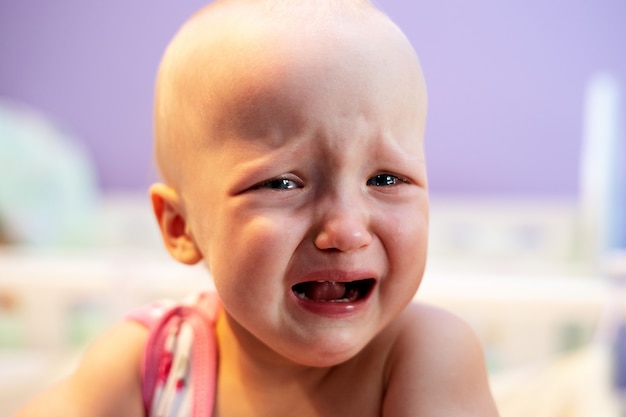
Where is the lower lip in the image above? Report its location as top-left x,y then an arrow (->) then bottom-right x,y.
289,286 -> 375,318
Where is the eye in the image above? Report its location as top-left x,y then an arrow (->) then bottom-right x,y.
253,177 -> 301,190
366,173 -> 406,187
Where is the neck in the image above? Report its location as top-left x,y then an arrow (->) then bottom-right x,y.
215,310 -> 341,416
216,309 -> 336,381
213,308 -> 388,417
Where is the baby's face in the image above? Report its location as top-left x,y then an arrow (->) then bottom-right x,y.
168,12 -> 428,366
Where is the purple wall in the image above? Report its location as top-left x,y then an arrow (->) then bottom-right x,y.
1,0 -> 624,196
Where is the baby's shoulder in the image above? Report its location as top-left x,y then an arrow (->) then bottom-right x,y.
70,320 -> 148,415
384,302 -> 481,374
380,302 -> 498,416
14,320 -> 148,417
396,301 -> 476,346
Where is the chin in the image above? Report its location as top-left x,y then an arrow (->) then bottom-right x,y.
282,330 -> 375,368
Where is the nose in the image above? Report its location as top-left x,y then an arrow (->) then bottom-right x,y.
314,197 -> 373,252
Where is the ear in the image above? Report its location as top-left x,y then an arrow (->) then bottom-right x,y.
149,183 -> 203,265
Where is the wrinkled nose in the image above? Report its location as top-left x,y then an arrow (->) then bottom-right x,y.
314,199 -> 373,252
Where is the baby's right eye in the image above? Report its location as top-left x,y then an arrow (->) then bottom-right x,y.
253,177 -> 301,190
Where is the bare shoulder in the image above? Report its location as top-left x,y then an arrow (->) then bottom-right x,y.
381,302 -> 499,417
13,320 -> 148,417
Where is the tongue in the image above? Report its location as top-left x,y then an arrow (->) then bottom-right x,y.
301,281 -> 347,302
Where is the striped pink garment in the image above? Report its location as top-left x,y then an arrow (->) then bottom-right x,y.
127,292 -> 220,417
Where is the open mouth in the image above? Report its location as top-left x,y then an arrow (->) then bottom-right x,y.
292,279 -> 376,303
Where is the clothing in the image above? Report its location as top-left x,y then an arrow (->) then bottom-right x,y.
127,292 -> 220,417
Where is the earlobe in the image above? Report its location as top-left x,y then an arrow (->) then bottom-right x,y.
149,183 -> 203,265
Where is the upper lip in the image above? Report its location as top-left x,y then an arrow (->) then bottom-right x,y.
293,269 -> 378,285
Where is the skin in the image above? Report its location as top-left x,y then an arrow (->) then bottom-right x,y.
14,1 -> 499,416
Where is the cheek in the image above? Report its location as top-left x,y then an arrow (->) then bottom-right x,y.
384,200 -> 428,249
378,201 -> 429,286
207,213 -> 300,297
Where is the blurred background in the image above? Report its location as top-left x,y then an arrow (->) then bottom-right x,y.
1,0 -> 625,415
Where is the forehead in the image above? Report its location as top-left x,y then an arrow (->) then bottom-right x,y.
156,2 -> 427,183
206,19 -> 425,143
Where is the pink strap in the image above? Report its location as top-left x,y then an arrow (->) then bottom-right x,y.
130,292 -> 220,417
186,306 -> 218,417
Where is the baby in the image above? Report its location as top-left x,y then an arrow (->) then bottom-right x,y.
15,0 -> 499,416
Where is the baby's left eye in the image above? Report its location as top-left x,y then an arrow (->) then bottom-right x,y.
366,174 -> 405,187
254,177 -> 300,190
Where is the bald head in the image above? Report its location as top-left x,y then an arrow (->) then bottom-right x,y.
153,0 -> 426,187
